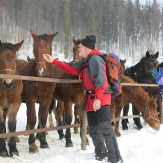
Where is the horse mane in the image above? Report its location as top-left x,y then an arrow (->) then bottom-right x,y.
122,75 -> 149,100
36,34 -> 48,42
147,38 -> 156,54
0,43 -> 16,52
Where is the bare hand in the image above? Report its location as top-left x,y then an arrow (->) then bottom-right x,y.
43,54 -> 54,63
93,99 -> 101,111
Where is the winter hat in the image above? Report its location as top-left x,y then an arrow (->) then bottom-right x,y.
80,35 -> 96,50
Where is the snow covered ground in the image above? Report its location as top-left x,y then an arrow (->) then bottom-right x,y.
1,103 -> 163,163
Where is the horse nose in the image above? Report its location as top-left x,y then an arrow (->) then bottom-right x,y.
152,123 -> 160,131
3,79 -> 14,89
36,67 -> 47,77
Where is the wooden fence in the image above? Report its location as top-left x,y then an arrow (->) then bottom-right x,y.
0,74 -> 162,150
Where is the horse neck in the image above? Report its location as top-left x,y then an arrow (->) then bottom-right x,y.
124,86 -> 150,114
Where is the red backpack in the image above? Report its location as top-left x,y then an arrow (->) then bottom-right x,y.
84,53 -> 122,97
101,53 -> 122,97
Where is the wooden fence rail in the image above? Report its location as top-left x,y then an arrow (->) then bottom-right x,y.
0,115 -> 141,138
0,74 -> 159,87
0,74 -> 161,140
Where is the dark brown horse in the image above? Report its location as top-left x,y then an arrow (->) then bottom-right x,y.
111,75 -> 160,137
16,31 -> 58,153
49,37 -> 84,147
0,41 -> 23,157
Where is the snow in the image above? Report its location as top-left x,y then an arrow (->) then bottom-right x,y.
1,102 -> 163,163
1,53 -> 163,163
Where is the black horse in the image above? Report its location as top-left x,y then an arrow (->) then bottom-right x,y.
122,51 -> 160,130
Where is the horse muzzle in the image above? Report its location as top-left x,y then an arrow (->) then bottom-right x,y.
3,79 -> 14,89
36,67 -> 47,77
152,122 -> 160,131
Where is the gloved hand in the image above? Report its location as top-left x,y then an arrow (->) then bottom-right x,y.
152,67 -> 163,95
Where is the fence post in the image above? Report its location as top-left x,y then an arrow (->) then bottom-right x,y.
160,96 -> 163,124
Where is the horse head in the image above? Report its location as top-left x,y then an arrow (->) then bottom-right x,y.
0,40 -> 24,89
31,31 -> 58,77
144,51 -> 159,73
72,37 -> 82,62
142,97 -> 160,131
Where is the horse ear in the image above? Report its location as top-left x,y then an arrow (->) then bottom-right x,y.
48,32 -> 58,42
146,51 -> 150,57
155,51 -> 159,58
14,40 -> 24,51
27,56 -> 31,62
31,31 -> 37,40
73,37 -> 77,45
122,59 -> 126,64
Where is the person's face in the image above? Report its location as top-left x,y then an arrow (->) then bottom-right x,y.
78,43 -> 88,58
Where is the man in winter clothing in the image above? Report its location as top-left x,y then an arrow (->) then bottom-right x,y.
43,35 -> 123,163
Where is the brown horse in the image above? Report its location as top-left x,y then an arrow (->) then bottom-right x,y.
0,41 -> 23,157
16,31 -> 58,153
49,37 -> 84,147
111,75 -> 160,137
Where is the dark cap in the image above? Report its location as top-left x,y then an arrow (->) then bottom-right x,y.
80,35 -> 96,50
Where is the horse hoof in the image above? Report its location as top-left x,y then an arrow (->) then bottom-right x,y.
122,127 -> 128,130
59,135 -> 65,140
137,126 -> 143,130
40,144 -> 49,148
115,132 -> 121,137
0,151 -> 9,157
74,128 -> 78,134
74,131 -> 78,134
29,144 -> 39,153
10,151 -> 19,157
66,142 -> 73,147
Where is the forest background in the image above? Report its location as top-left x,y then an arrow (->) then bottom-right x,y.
0,0 -> 163,61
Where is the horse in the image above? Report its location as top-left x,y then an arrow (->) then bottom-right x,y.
121,50 -> 159,130
49,37 -> 85,147
0,40 -> 24,157
111,75 -> 160,137
16,31 -> 58,153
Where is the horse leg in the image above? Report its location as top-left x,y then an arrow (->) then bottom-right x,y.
64,99 -> 73,147
121,104 -> 129,130
74,104 -> 80,134
132,105 -> 143,130
56,101 -> 65,140
37,101 -> 51,149
0,109 -> 9,157
7,102 -> 20,157
48,98 -> 56,127
26,100 -> 38,153
115,106 -> 122,137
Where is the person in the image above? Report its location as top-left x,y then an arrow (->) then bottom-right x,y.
152,67 -> 163,95
43,35 -> 123,163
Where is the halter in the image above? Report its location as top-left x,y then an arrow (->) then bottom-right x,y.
143,99 -> 160,122
35,59 -> 46,64
0,62 -> 16,74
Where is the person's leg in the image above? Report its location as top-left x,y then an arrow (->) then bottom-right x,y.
100,105 -> 123,163
87,111 -> 108,161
